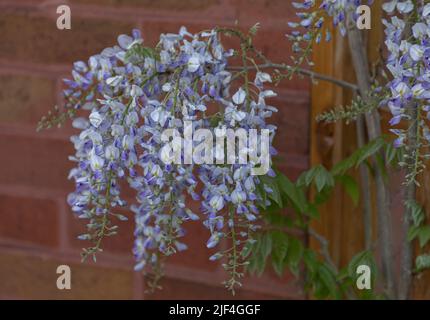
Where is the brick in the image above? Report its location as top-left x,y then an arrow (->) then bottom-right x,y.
0,73 -> 56,125
145,276 -> 281,300
234,0 -> 303,23
0,134 -> 74,191
276,163 -> 308,181
0,11 -> 135,64
70,0 -> 220,10
166,220 -> 220,271
0,251 -> 134,299
0,194 -> 59,247
270,96 -> 310,156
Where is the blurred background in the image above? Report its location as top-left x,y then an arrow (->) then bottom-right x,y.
0,0 -> 309,299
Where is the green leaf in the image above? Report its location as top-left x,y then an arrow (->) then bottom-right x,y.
405,200 -> 425,227
264,210 -> 294,227
260,232 -> 273,259
241,240 -> 254,259
256,182 -> 268,210
331,137 -> 385,176
317,264 -> 339,299
416,254 -> 430,271
306,203 -> 320,219
347,250 -> 370,277
314,165 -> 335,192
126,44 -> 159,62
356,137 -> 385,167
384,141 -> 396,165
285,237 -> 303,275
271,231 -> 289,276
313,186 -> 333,206
418,225 -> 430,248
296,171 -> 308,187
305,167 -> 318,187
337,175 -> 359,206
408,225 -> 420,242
297,165 -> 334,192
331,155 -> 356,176
347,250 -> 376,287
277,173 -> 307,213
303,249 -> 318,274
260,175 -> 282,207
255,252 -> 267,275
247,234 -> 267,276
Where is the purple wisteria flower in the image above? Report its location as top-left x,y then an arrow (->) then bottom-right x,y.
287,0 -> 374,48
383,2 -> 430,148
62,26 -> 278,289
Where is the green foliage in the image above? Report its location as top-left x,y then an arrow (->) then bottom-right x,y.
297,165 -> 334,192
276,173 -> 308,215
331,136 -> 385,176
246,230 -> 303,278
406,200 -> 430,272
248,137 -> 402,299
336,175 -> 359,206
416,254 -> 430,272
37,105 -> 76,131
249,135 -> 430,299
270,231 -> 290,276
316,95 -> 377,124
409,225 -> 430,248
259,175 -> 283,208
384,141 -> 405,167
125,43 -> 159,63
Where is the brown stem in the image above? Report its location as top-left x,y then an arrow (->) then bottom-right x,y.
227,63 -> 359,91
398,7 -> 418,300
399,104 -> 418,300
346,10 -> 395,298
356,114 -> 373,250
308,228 -> 355,299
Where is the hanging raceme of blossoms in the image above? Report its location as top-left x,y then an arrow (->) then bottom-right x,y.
383,2 -> 430,182
288,0 -> 430,179
60,27 -> 278,291
287,0 -> 374,52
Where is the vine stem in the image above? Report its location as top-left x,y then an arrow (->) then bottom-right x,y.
308,228 -> 355,299
399,3 -> 420,299
400,103 -> 418,300
216,26 -> 358,91
356,113 -> 373,250
346,9 -> 395,299
227,62 -> 359,91
228,206 -> 239,295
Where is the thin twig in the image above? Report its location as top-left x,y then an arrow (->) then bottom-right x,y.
308,228 -> 355,299
308,228 -> 338,271
227,63 -> 359,91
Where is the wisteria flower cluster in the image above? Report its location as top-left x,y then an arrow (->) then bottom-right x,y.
58,27 -> 277,291
287,0 -> 374,56
383,2 -> 430,182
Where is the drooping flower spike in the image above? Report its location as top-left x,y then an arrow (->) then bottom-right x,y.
64,27 -> 278,291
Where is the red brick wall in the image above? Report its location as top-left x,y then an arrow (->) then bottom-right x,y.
0,0 -> 309,299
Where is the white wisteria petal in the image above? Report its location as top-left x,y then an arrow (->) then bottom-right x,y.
232,87 -> 246,104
